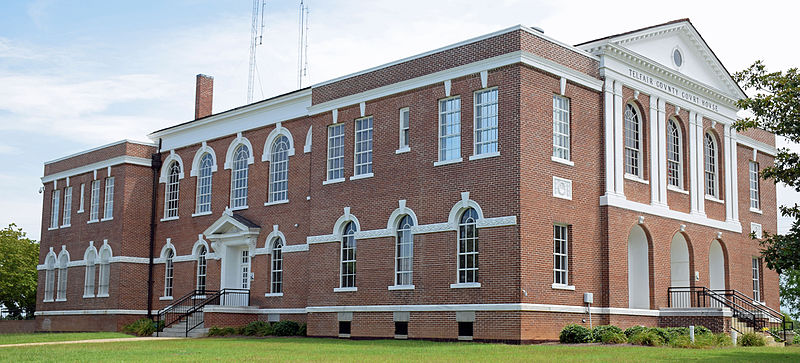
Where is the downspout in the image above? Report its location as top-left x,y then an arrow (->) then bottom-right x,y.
147,139 -> 163,320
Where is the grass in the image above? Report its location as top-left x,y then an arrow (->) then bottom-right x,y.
0,336 -> 799,362
0,332 -> 131,345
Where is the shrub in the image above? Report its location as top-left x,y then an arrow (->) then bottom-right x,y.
668,334 -> 692,348
738,332 -> 766,347
272,320 -> 301,336
590,325 -> 623,343
646,327 -> 670,343
123,318 -> 159,337
710,333 -> 733,347
629,331 -> 664,346
794,333 -> 800,345
559,324 -> 591,344
599,331 -> 627,344
241,321 -> 272,336
207,326 -> 238,337
694,325 -> 712,335
624,325 -> 647,338
298,323 -> 307,336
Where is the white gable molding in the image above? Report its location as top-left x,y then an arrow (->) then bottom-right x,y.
261,123 -> 296,162
189,142 -> 218,177
223,133 -> 255,170
159,150 -> 185,183
42,155 -> 151,184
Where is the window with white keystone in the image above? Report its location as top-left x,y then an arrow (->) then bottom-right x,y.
164,249 -> 174,297
97,249 -> 110,297
271,239 -> 283,293
395,215 -> 414,286
439,97 -> 461,162
354,116 -> 373,176
458,208 -> 479,284
624,104 -> 642,177
474,88 -> 498,156
269,136 -> 290,202
552,95 -> 570,161
230,145 -> 250,208
667,119 -> 683,188
44,255 -> 55,301
340,222 -> 357,288
56,254 -> 68,301
84,250 -> 96,297
164,162 -> 180,218
196,153 -> 213,214
196,246 -> 207,292
327,124 -> 345,180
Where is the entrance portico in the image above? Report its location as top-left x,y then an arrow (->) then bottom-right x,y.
203,209 -> 261,305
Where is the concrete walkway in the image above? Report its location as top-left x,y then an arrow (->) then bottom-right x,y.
0,336 -> 184,348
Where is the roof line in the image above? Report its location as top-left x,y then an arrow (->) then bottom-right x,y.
44,139 -> 155,165
574,18 -> 690,47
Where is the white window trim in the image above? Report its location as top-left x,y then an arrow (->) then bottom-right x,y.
398,107 -> 410,150
323,177 -> 345,185
194,152 -> 215,215
353,116 -> 374,177
191,211 -> 213,218
349,173 -> 373,181
749,161 -> 760,211
666,119 -> 684,189
103,177 -> 114,220
667,185 -> 689,195
551,283 -> 576,291
704,195 -> 724,204
229,144 -> 251,210
160,216 -> 180,222
450,282 -> 481,289
704,133 -> 720,199
551,156 -> 574,166
438,96 -> 462,163
268,135 -> 291,204
468,151 -> 500,161
624,103 -> 643,178
326,124 -> 346,182
77,183 -> 85,213
553,224 -> 569,287
624,173 -> 649,185
265,293 -> 284,297
333,287 -> 357,293
395,146 -> 411,154
433,157 -> 463,167
552,94 -> 571,161
264,199 -> 290,207
388,285 -> 415,291
750,207 -> 763,215
159,296 -> 174,301
62,186 -> 72,227
472,87 -> 499,158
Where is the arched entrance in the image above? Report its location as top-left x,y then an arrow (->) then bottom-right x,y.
670,233 -> 691,307
628,225 -> 650,309
708,239 -> 726,291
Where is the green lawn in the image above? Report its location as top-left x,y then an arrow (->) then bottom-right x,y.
1,336 -> 799,362
0,332 -> 131,345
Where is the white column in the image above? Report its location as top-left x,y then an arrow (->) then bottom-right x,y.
649,95 -> 659,205
730,128 -> 740,222
688,111 -> 699,215
695,113 -> 706,216
723,124 -> 734,222
603,79 -> 615,196
613,81 -> 625,197
657,99 -> 668,205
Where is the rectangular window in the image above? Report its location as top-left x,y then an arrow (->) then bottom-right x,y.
62,186 -> 72,226
78,183 -> 85,213
327,124 -> 345,181
89,180 -> 100,221
749,161 -> 760,210
354,116 -> 373,176
97,261 -> 110,297
84,263 -> 95,298
56,266 -> 67,301
44,269 -> 54,301
240,249 -> 250,289
339,321 -> 351,335
438,97 -> 461,161
554,224 -> 569,285
752,257 -> 761,301
552,95 -> 570,160
458,322 -> 473,338
399,107 -> 410,149
103,177 -> 114,220
474,88 -> 498,156
395,321 -> 408,336
50,190 -> 60,229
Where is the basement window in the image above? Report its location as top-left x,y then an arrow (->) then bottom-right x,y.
458,322 -> 473,340
395,322 -> 408,337
338,321 -> 351,337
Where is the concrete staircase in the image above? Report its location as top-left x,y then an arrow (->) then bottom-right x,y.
731,317 -> 785,347
155,312 -> 208,338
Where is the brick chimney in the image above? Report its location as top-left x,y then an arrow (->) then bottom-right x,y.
194,74 -> 214,119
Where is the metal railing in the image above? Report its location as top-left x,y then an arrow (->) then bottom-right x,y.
156,288 -> 250,337
667,286 -> 792,341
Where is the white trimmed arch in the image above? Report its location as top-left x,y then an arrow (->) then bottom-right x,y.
224,133 -> 255,169
447,192 -> 484,227
98,240 -> 113,260
192,236 -> 210,258
386,200 -> 419,231
84,242 -> 98,262
264,225 -> 287,251
159,150 -> 185,183
159,238 -> 176,260
190,142 -> 218,177
261,123 -> 296,162
57,246 -> 70,267
45,247 -> 57,267
332,207 -> 361,240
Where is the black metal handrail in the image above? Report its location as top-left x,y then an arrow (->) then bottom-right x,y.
155,288 -> 250,337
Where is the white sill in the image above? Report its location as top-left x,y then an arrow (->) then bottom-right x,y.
60,224 -> 71,228
433,157 -> 463,167
323,177 -> 345,185
55,298 -> 66,302
83,295 -> 95,299
160,216 -> 179,222
338,334 -> 351,338
551,156 -> 575,166
100,217 -> 113,222
750,208 -> 763,215
48,227 -> 58,231
77,209 -> 84,213
96,294 -> 109,298
458,336 -> 474,341
667,185 -> 689,195
395,147 -> 410,154
394,334 -> 408,340
349,173 -> 374,181
624,174 -> 649,185
230,205 -> 249,211
265,293 -> 284,297
450,282 -> 481,289
43,299 -> 53,303
388,285 -> 415,291
265,199 -> 289,207
192,211 -> 212,217
705,195 -> 724,204
551,283 -> 576,291
86,219 -> 99,224
469,151 -> 500,161
159,296 -> 173,301
333,287 -> 357,293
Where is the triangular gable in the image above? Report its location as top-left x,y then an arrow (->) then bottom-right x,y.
203,208 -> 261,238
578,19 -> 745,100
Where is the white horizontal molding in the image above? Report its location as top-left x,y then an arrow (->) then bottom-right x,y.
35,309 -> 152,316
283,244 -> 309,253
42,156 -> 152,183
736,134 -> 778,156
44,139 -> 155,165
304,303 -> 661,316
600,193 -> 742,232
203,305 -> 306,314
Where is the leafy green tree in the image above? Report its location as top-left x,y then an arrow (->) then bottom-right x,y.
0,224 -> 38,318
734,61 -> 800,317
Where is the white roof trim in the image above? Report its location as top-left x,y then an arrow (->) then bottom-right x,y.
44,139 -> 154,165
737,134 -> 778,156
42,156 -> 151,183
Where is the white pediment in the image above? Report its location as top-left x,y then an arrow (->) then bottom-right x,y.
203,209 -> 261,242
580,20 -> 745,101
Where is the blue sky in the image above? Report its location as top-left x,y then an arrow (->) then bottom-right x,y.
1,0 -> 799,241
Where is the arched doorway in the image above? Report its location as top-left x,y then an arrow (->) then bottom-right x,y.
709,239 -> 726,291
628,225 -> 650,309
670,233 -> 691,307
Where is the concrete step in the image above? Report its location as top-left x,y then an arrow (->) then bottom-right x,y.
154,327 -> 208,338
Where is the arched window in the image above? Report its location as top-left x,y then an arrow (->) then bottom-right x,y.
97,249 -> 111,297
164,249 -> 174,297
458,208 -> 479,284
44,255 -> 56,301
56,253 -> 69,301
666,119 -> 683,188
196,246 -> 207,292
164,161 -> 180,218
340,222 -> 357,288
269,136 -> 290,203
196,153 -> 213,214
624,104 -> 642,177
231,144 -> 250,208
84,249 -> 96,298
704,133 -> 718,197
395,215 -> 414,286
270,238 -> 283,293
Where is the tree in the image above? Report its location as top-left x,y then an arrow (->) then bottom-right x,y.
0,224 -> 38,318
734,61 -> 800,317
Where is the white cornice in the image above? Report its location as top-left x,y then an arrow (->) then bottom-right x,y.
44,139 -> 155,165
737,135 -> 778,156
42,156 -> 151,183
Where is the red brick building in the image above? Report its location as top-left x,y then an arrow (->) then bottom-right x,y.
35,20 -> 784,342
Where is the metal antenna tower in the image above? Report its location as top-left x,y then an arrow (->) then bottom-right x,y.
297,0 -> 309,88
248,0 -> 267,103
